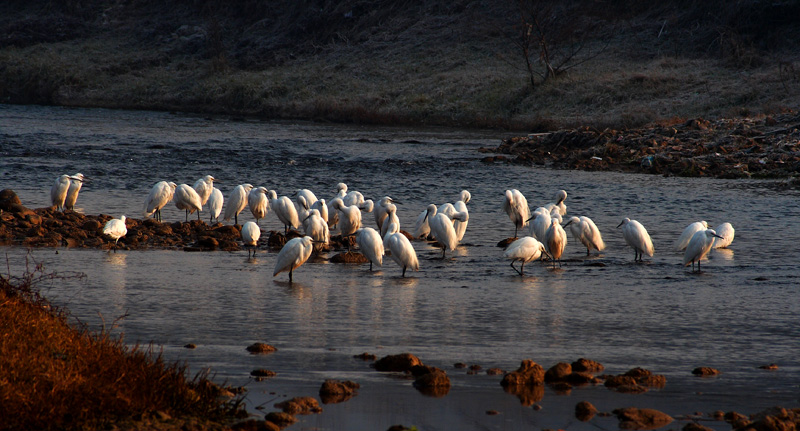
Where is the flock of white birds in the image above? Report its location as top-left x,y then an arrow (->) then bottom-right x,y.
49,174 -> 735,282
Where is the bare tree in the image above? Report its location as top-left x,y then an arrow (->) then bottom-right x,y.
499,0 -> 612,90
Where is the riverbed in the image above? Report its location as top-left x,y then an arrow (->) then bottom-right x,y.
1,104 -> 798,430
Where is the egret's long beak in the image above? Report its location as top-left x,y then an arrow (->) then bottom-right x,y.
712,233 -> 724,239
392,199 -> 402,204
525,215 -> 536,223
616,221 -> 624,228
563,220 -> 574,227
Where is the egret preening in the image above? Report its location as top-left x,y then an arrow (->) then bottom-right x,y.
50,174 -> 72,211
380,203 -> 399,238
545,190 -> 567,216
564,216 -> 605,255
302,208 -> 330,248
64,173 -> 87,211
343,190 -> 365,207
270,190 -> 301,234
224,184 -> 254,225
273,236 -> 314,283
208,187 -> 223,223
544,219 -> 567,268
675,221 -> 709,251
617,218 -> 654,262
174,184 -> 203,221
311,198 -> 329,225
144,181 -> 177,222
294,189 -> 318,210
193,175 -> 216,209
504,236 -> 548,275
712,222 -> 735,249
383,222 -> 419,277
103,215 -> 127,253
528,207 -> 551,241
684,229 -> 723,272
248,187 -> 269,224
241,221 -> 261,258
453,190 -> 471,242
326,183 -> 348,229
375,196 -> 400,230
503,189 -> 530,238
331,197 -> 362,237
359,199 -> 374,214
413,208 -> 431,239
549,209 -> 563,224
354,227 -> 384,271
425,204 -> 468,258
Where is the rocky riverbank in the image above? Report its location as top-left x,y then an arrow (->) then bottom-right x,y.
481,113 -> 800,182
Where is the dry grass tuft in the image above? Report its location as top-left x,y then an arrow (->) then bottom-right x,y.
0,259 -> 245,431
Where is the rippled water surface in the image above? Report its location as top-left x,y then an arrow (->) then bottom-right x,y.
1,105 -> 799,430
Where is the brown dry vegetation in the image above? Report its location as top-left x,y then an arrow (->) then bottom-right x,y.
0,1 -> 798,130
0,261 -> 246,431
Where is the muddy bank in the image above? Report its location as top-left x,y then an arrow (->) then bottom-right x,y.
481,113 -> 800,181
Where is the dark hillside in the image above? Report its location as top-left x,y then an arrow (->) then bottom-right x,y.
1,0 -> 799,128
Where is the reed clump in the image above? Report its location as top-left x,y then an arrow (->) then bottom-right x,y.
0,262 -> 245,431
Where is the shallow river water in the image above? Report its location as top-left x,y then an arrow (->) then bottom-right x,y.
1,104 -> 799,430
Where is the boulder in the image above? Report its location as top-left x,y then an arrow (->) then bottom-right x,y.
614,407 -> 673,430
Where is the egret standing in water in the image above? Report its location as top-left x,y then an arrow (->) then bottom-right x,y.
273,236 -> 314,283
503,189 -> 530,238
103,215 -> 127,253
302,208 -> 330,249
375,196 -> 400,230
383,222 -> 419,277
379,203 -> 400,238
504,236 -> 548,275
144,181 -> 177,222
684,229 -> 724,272
544,219 -> 567,268
331,197 -> 362,237
675,221 -> 708,251
545,190 -> 568,216
174,184 -> 203,221
453,190 -> 471,242
270,190 -> 301,234
64,173 -> 87,211
712,222 -> 735,249
617,218 -> 654,262
248,186 -> 269,225
354,227 -> 384,271
527,207 -> 551,242
193,175 -> 216,210
311,198 -> 329,226
224,184 -> 254,225
241,221 -> 260,258
208,187 -> 223,223
326,183 -> 348,229
425,204 -> 468,259
564,216 -> 605,255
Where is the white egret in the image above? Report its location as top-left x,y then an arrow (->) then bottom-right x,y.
50,174 -> 72,211
269,190 -> 301,234
527,207 -> 551,241
544,219 -> 567,268
383,222 -> 419,277
174,184 -> 203,221
359,199 -> 374,214
380,203 -> 400,238
375,196 -> 400,230
549,208 -> 563,224
241,221 -> 261,258
712,222 -> 735,249
193,175 -> 216,209
273,236 -> 314,283
453,190 -> 471,242
675,221 -> 709,251
413,208 -> 431,239
103,215 -> 127,253
425,204 -> 468,258
64,173 -> 87,211
143,181 -> 177,222
503,189 -> 530,238
684,229 -> 724,272
248,187 -> 269,224
208,187 -> 223,223
302,208 -> 330,248
311,198 -> 329,225
354,227 -> 384,271
545,190 -> 567,216
294,189 -> 318,210
564,216 -> 605,255
326,183 -> 348,229
504,236 -> 548,275
223,184 -> 254,225
617,218 -> 654,262
331,197 -> 362,237
343,190 -> 365,207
